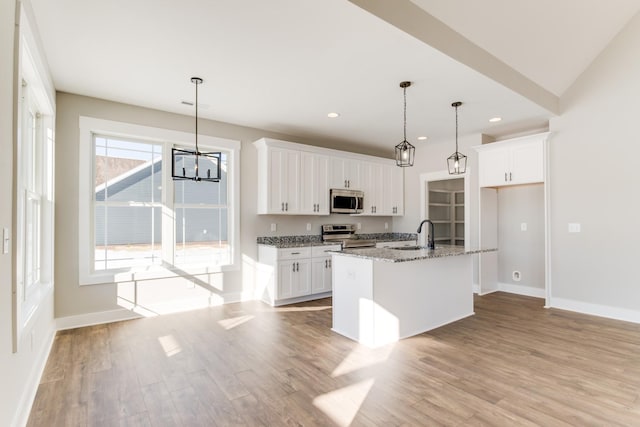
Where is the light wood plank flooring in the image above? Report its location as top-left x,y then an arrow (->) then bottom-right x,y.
27,292 -> 640,426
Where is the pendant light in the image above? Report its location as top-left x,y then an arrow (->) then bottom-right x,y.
171,77 -> 221,182
395,81 -> 415,167
447,101 -> 467,175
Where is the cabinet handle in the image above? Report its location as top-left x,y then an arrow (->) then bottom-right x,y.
509,172 -> 512,181
292,263 -> 295,273
325,259 -> 328,268
291,252 -> 301,255
504,172 -> 507,182
281,202 -> 284,211
348,180 -> 351,188
329,259 -> 331,268
285,202 -> 288,211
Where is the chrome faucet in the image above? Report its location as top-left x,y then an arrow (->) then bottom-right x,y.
417,219 -> 435,250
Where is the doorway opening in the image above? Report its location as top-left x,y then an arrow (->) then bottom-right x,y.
419,170 -> 471,250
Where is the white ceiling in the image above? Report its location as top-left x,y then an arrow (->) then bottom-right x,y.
29,0 -> 640,156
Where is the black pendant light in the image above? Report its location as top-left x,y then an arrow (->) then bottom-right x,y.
395,81 -> 415,167
447,101 -> 467,175
171,77 -> 221,182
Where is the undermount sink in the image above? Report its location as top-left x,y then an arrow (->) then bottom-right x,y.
393,245 -> 433,251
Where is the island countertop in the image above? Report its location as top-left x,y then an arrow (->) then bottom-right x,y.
333,245 -> 497,263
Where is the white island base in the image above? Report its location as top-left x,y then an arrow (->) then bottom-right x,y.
331,252 -> 475,348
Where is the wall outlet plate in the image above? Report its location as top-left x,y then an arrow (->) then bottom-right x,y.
306,223 -> 312,231
512,270 -> 521,281
568,223 -> 581,233
520,222 -> 527,231
270,223 -> 277,232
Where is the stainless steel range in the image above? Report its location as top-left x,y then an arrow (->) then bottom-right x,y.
321,224 -> 376,248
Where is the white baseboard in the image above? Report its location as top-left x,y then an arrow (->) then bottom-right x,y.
498,282 -> 545,298
14,322 -> 56,427
56,308 -> 142,331
550,297 -> 640,324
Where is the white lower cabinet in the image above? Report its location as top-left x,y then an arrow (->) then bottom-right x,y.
311,246 -> 334,294
258,244 -> 341,306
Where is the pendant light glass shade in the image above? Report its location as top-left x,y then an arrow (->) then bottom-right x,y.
171,77 -> 221,182
447,101 -> 467,175
395,81 -> 415,167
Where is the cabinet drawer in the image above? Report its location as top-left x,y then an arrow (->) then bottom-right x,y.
312,245 -> 341,257
278,247 -> 312,260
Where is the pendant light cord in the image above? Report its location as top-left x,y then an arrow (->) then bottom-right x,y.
403,86 -> 407,141
455,103 -> 458,153
195,80 -> 199,154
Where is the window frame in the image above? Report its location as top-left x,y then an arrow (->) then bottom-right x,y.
13,5 -> 56,353
78,117 -> 241,285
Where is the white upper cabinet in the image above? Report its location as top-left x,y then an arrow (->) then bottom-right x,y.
256,142 -> 301,214
301,152 -> 329,215
476,133 -> 548,188
383,164 -> 404,216
360,161 -> 383,215
330,157 -> 362,190
255,138 -> 404,216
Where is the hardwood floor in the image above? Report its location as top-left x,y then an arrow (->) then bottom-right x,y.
27,292 -> 640,426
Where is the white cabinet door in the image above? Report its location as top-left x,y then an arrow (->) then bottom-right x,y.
360,161 -> 384,215
311,257 -> 332,293
380,164 -> 403,216
278,259 -> 311,299
268,148 -> 301,213
301,152 -> 329,215
478,148 -> 510,187
510,141 -> 543,185
330,157 -> 361,190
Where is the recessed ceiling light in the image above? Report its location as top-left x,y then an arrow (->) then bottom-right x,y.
417,136 -> 428,141
489,117 -> 502,123
327,112 -> 340,118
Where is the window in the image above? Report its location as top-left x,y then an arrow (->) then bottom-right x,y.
79,118 -> 240,285
15,58 -> 55,349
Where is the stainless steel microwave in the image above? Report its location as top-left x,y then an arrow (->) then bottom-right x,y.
330,189 -> 364,214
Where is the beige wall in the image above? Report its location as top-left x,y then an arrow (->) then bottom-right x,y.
548,11 -> 640,314
55,92 -> 391,318
497,184 -> 545,290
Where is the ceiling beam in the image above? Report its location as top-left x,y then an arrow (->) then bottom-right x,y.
348,0 -> 559,115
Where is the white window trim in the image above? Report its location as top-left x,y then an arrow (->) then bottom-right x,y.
78,116 -> 241,285
13,2 -> 56,353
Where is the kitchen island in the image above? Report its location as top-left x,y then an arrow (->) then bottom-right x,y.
331,245 -> 495,347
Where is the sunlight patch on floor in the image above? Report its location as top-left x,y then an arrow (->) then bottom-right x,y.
217,314 -> 255,330
313,378 -> 375,427
332,344 -> 394,377
158,334 -> 182,357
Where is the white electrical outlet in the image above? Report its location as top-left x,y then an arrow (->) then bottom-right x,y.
357,223 -> 361,230
306,223 -> 312,231
384,222 -> 389,230
270,223 -> 277,232
512,271 -> 521,281
568,223 -> 581,233
520,223 -> 527,231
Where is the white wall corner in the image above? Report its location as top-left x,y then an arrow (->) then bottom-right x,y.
550,297 -> 640,325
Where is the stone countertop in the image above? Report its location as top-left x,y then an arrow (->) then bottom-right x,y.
332,245 -> 497,263
256,233 -> 417,249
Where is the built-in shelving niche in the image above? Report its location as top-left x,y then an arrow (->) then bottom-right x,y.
428,179 -> 464,246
